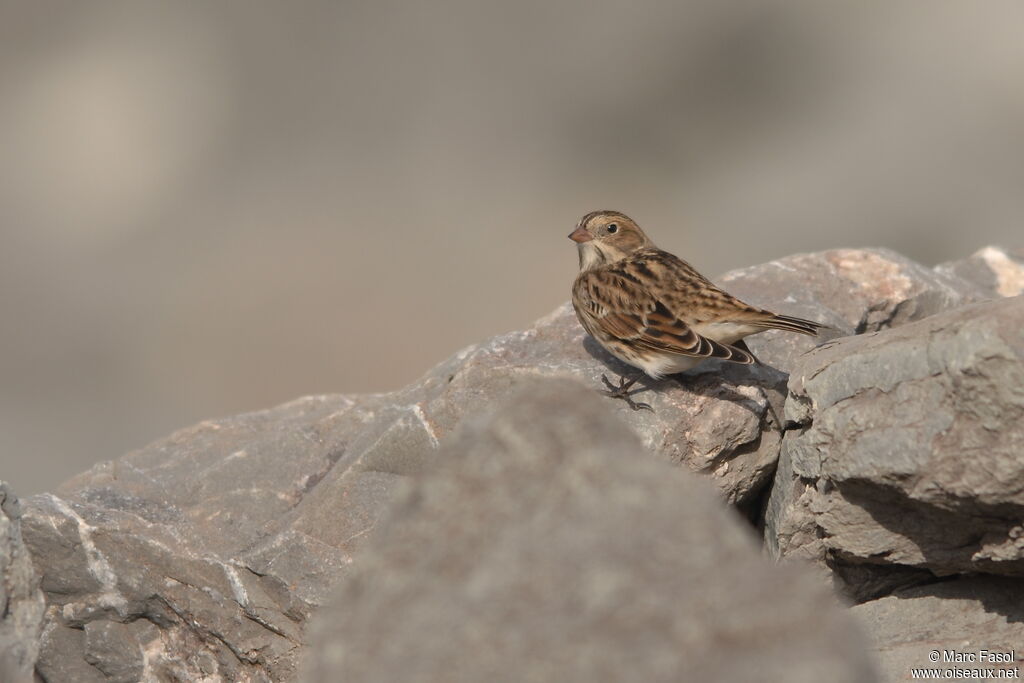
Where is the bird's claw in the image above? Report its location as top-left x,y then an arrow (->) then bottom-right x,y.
625,397 -> 653,412
599,374 -> 653,412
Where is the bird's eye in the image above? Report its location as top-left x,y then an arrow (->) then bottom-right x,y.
607,223 -> 618,234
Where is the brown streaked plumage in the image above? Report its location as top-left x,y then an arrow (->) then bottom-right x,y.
569,210 -> 827,410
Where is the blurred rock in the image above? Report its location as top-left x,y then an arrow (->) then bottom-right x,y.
302,380 -> 876,683
852,577 -> 1024,680
766,296 -> 1024,600
0,482 -> 45,683
935,246 -> 1024,299
718,247 -> 985,372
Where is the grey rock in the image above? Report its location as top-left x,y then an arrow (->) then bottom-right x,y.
852,576 -> 1024,681
36,620 -> 108,683
0,482 -> 45,683
22,268 -> 806,678
718,247 -> 984,372
21,391 -> 427,680
302,380 -> 877,683
418,303 -> 788,509
83,620 -> 157,683
936,246 -> 1024,299
19,247 -> 989,679
767,296 -> 1024,600
23,487 -> 307,681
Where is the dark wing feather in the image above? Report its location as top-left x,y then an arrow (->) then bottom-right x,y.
634,248 -> 829,338
575,269 -> 754,365
745,313 -> 830,336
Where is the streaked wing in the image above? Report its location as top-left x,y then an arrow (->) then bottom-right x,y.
574,268 -> 754,365
641,248 -> 828,337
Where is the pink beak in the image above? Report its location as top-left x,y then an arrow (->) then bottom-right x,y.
568,226 -> 593,243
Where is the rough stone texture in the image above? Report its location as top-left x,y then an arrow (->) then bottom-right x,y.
852,576 -> 1024,681
14,245 -> 1009,680
936,246 -> 1024,299
767,296 -> 1024,600
719,247 -> 984,372
412,301 -> 795,509
36,622 -> 108,683
21,251 -> 887,680
18,302 -> 789,679
0,482 -> 45,683
24,395 -> 382,682
302,380 -> 877,683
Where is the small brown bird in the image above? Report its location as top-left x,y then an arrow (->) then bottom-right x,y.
569,210 -> 827,410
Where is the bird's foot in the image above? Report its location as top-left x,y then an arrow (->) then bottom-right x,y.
600,374 -> 653,412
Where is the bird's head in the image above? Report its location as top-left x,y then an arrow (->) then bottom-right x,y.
569,210 -> 652,271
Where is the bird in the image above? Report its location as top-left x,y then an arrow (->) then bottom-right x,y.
569,210 -> 828,411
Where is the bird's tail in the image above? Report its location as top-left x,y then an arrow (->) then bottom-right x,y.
755,314 -> 831,337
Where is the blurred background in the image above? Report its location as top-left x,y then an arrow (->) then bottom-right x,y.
2,0 -> 1023,494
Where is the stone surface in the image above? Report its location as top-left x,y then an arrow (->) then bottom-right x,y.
36,621 -> 108,683
82,620 -> 153,683
0,482 -> 45,683
302,380 -> 877,683
18,304 -> 789,678
936,246 -> 1024,299
852,576 -> 1024,681
719,247 -> 984,373
445,303 -> 792,509
766,296 -> 1024,600
24,394 -> 376,682
14,245 -> 1006,680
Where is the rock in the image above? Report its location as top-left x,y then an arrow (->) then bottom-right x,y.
82,620 -> 155,683
23,393 -> 381,682
301,380 -> 878,683
14,264 -> 793,679
936,246 -> 1024,299
852,576 -> 1024,680
35,621 -> 108,683
432,303 -> 788,509
718,247 -> 985,373
766,296 -> 1024,600
16,246 -> 994,679
0,482 -> 45,683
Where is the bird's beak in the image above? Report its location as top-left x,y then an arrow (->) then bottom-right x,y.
568,226 -> 593,243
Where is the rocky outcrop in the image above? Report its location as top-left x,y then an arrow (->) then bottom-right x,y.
16,307 -> 789,679
0,482 -> 45,683
766,296 -> 1024,600
936,246 -> 1024,299
719,247 -> 984,372
851,577 -> 1024,681
302,380 -> 877,683
10,245 -> 1023,681
24,396 -> 382,682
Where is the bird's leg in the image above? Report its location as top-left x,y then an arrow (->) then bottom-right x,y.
600,373 -> 653,412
